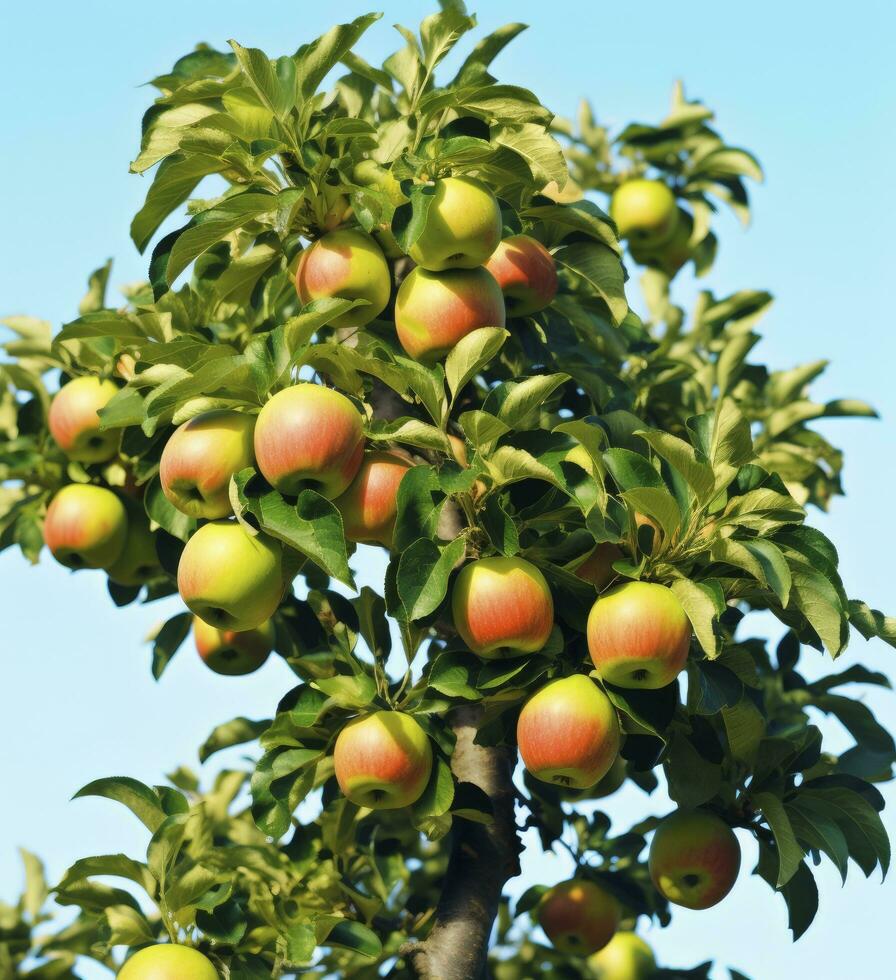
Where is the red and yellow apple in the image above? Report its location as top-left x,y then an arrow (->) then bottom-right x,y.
177,520 -> 282,632
452,556 -> 554,658
538,879 -> 620,956
484,234 -> 558,316
254,384 -> 365,498
517,675 -> 621,789
107,508 -> 161,586
649,809 -> 741,910
575,543 -> 624,592
295,229 -> 391,329
588,931 -> 656,979
333,710 -> 433,809
43,484 -> 127,570
587,582 -> 691,689
334,450 -> 413,548
395,266 -> 506,363
193,616 -> 274,676
406,176 -> 503,271
118,944 -> 218,980
610,180 -> 678,248
159,410 -> 256,519
48,376 -> 120,463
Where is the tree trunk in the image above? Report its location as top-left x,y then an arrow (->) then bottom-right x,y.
402,703 -> 521,980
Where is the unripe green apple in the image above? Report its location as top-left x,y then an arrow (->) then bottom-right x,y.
517,675 -> 621,789
394,266 -> 505,362
334,450 -> 413,548
254,384 -> 365,498
587,582 -> 691,689
106,507 -> 161,586
118,943 -> 218,980
629,207 -> 694,277
406,176 -> 503,271
295,229 -> 391,329
43,484 -> 127,570
588,931 -> 656,979
48,376 -> 120,463
451,556 -> 554,658
484,235 -> 558,316
193,615 -> 274,676
333,710 -> 433,809
649,809 -> 741,910
177,521 -> 282,632
610,180 -> 678,248
575,543 -> 624,591
538,879 -> 620,956
159,410 -> 256,519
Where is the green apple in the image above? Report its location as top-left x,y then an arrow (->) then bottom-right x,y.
588,931 -> 656,979
406,176 -> 503,270
295,229 -> 391,329
48,376 -> 120,463
610,180 -> 678,248
159,410 -> 256,519
43,484 -> 127,570
538,879 -> 620,956
629,207 -> 695,276
177,520 -> 283,631
333,710 -> 433,809
118,943 -> 218,980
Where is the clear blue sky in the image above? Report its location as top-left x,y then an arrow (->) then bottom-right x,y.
1,2 -> 894,977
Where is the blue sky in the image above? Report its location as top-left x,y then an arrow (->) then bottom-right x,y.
1,1 -> 894,977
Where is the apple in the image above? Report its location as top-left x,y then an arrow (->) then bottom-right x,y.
630,207 -> 694,277
649,809 -> 741,910
353,160 -> 407,258
406,176 -> 503,271
48,376 -> 120,463
193,615 -> 274,676
575,543 -> 624,591
177,520 -> 283,632
295,229 -> 391,329
517,675 -> 621,789
254,384 -> 365,498
484,234 -> 558,316
537,878 -> 620,956
334,450 -> 413,548
159,410 -> 256,519
107,507 -> 161,586
610,180 -> 678,248
333,710 -> 433,809
587,581 -> 691,689
394,266 -> 506,362
43,484 -> 127,570
451,556 -> 554,658
118,944 -> 218,980
588,932 -> 656,979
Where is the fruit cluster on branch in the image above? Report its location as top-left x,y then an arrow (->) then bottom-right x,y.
1,4 -> 894,979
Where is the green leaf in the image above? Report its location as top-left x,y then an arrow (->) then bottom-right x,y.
848,600 -> 896,650
150,612 -> 193,680
753,791 -> 804,886
620,487 -> 681,540
295,13 -> 382,99
199,717 -> 270,763
492,122 -> 568,188
554,241 -> 628,325
230,42 -> 295,119
487,374 -> 569,429
637,428 -> 715,503
420,5 -> 476,71
72,777 -> 166,833
427,651 -> 481,700
445,327 -> 509,401
670,577 -> 723,657
323,919 -> 383,959
397,536 -> 466,621
603,448 -> 664,492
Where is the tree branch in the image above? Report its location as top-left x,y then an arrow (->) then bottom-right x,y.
402,703 -> 521,980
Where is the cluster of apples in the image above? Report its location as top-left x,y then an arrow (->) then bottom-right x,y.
610,178 -> 694,277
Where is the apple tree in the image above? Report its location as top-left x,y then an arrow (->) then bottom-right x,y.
1,4 -> 894,979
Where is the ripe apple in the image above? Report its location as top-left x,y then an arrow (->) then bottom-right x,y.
118,944 -> 218,980
394,266 -> 505,362
451,556 -> 554,658
295,229 -> 391,329
587,581 -> 691,689
159,410 -> 256,519
177,521 -> 282,632
254,384 -> 365,498
649,809 -> 741,910
575,543 -> 624,591
610,180 -> 678,248
517,675 -> 621,789
334,450 -> 413,548
48,376 -> 120,463
107,507 -> 161,586
193,615 -> 274,676
484,234 -> 558,316
588,931 -> 656,979
333,710 -> 433,809
43,484 -> 127,570
537,878 -> 620,956
630,207 -> 695,277
406,176 -> 503,271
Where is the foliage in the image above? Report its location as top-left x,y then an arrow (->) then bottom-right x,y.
1,3 -> 893,977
